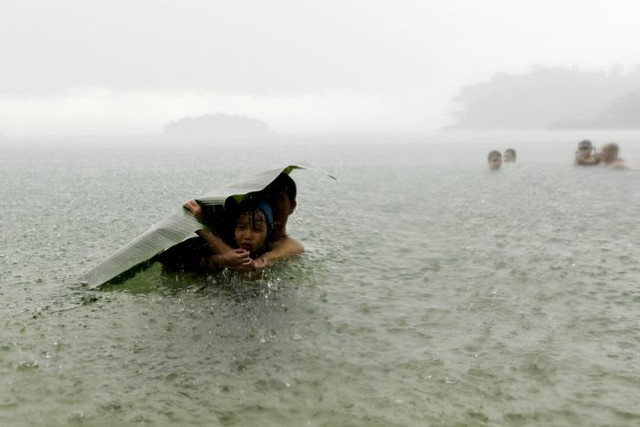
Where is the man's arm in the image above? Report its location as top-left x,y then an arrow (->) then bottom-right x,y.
196,229 -> 233,254
183,200 -> 233,254
253,236 -> 304,271
184,200 -> 255,270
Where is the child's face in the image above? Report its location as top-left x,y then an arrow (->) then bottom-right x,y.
234,210 -> 268,254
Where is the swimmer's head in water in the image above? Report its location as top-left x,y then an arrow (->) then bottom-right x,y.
601,142 -> 619,161
487,150 -> 502,170
503,148 -> 516,162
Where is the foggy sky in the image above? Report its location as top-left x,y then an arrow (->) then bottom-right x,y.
1,0 -> 639,136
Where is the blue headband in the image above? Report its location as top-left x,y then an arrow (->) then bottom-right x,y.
257,201 -> 274,233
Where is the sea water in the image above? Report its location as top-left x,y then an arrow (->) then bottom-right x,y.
1,132 -> 639,426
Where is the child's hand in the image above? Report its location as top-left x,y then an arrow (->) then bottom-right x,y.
216,249 -> 252,269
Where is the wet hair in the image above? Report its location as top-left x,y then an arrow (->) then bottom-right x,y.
578,140 -> 593,149
504,148 -> 516,158
487,150 -> 502,160
255,201 -> 274,233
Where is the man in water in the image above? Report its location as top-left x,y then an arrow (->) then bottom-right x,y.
258,173 -> 304,266
503,148 -> 516,163
574,140 -> 600,166
487,150 -> 502,170
599,143 -> 628,169
182,173 -> 303,272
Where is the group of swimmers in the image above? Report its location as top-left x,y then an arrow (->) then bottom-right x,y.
158,173 -> 303,274
161,140 -> 628,274
574,140 -> 628,169
487,140 -> 629,170
487,148 -> 516,170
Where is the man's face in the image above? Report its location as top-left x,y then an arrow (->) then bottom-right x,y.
503,151 -> 515,162
578,143 -> 592,155
601,145 -> 615,161
488,154 -> 502,170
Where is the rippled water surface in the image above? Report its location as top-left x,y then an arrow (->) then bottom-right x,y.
1,132 -> 640,426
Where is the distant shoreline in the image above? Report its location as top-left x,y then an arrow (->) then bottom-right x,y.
3,129 -> 640,146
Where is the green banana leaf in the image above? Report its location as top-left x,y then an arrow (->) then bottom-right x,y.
80,163 -> 334,289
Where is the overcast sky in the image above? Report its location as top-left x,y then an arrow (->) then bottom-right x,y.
1,0 -> 639,136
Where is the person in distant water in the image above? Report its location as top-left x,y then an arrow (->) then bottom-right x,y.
574,140 -> 600,166
599,143 -> 628,169
487,150 -> 502,170
182,173 -> 304,272
503,148 -> 516,163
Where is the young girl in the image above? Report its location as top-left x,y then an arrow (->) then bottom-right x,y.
224,200 -> 274,258
158,200 -> 274,272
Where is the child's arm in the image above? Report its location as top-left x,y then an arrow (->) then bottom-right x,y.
252,236 -> 304,271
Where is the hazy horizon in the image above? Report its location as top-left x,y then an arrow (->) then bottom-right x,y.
2,0 -> 640,137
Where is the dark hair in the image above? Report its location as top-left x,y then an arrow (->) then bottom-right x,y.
578,140 -> 593,149
487,150 -> 502,160
265,173 -> 297,205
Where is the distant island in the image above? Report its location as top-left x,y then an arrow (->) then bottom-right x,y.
448,65 -> 640,130
163,113 -> 274,137
548,91 -> 640,129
